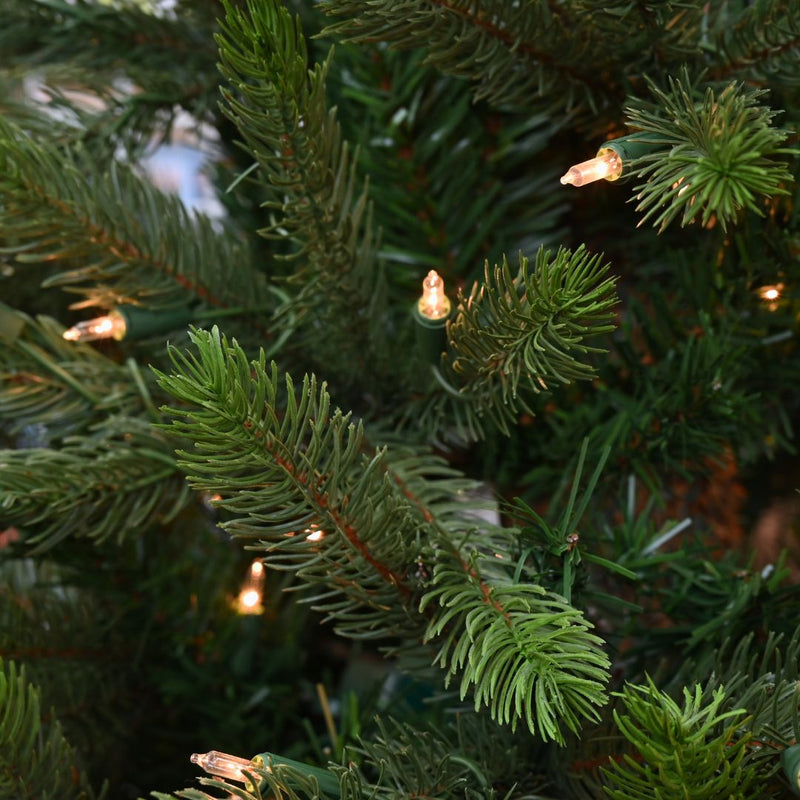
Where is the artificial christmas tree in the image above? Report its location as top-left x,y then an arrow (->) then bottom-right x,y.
2,1 -> 800,798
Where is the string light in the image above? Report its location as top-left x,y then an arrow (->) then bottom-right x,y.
190,751 -> 255,783
305,525 -> 324,542
560,148 -> 623,187
283,525 -> 325,542
190,750 -> 341,796
757,283 -> 784,311
62,311 -> 127,342
412,268 -> 452,363
560,135 -> 656,189
233,559 -> 265,615
62,304 -> 195,343
417,270 -> 451,320
201,492 -> 223,512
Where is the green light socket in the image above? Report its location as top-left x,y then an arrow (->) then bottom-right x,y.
412,305 -> 450,364
598,134 -> 658,182
114,305 -> 194,340
253,752 -> 341,797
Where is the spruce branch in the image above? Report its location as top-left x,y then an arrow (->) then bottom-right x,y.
155,327 -> 609,741
674,630 -> 800,788
713,1 -> 800,84
216,0 -> 387,385
345,717 -> 495,800
424,245 -> 617,439
603,680 -> 760,800
624,70 -> 796,232
0,658 -> 101,800
421,550 -> 610,745
0,305 -> 153,439
0,416 -> 190,551
0,115 -> 265,313
559,1 -> 707,64
155,326 -> 438,642
319,0 -> 620,114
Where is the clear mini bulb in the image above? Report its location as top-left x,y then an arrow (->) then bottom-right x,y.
62,311 -> 127,342
239,590 -> 261,610
759,284 -> 783,302
757,283 -> 784,311
233,559 -> 265,615
190,751 -> 254,782
306,527 -> 324,542
417,270 -> 451,320
560,148 -> 623,187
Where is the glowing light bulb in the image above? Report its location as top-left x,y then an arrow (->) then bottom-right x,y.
202,492 -> 223,508
418,270 -> 451,320
240,589 -> 261,608
62,311 -> 127,342
560,148 -> 623,187
757,283 -> 784,311
191,751 -> 254,783
306,528 -> 324,542
233,559 -> 266,614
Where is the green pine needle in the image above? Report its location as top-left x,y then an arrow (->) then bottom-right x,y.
155,325 -> 451,642
442,245 -> 618,437
0,417 -> 190,551
422,550 -> 610,744
624,69 -> 796,232
216,0 -> 386,385
0,659 -> 100,800
603,680 -> 760,800
320,0 -> 620,115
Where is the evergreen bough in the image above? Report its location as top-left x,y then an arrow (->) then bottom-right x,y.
603,681 -> 759,800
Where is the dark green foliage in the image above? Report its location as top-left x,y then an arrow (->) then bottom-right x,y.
509,242 -> 790,499
0,559 -> 130,778
320,0 -> 622,115
0,0 -> 221,141
714,1 -> 800,87
155,326 -> 611,741
156,325 -> 453,640
0,658 -> 101,800
160,329 -> 406,605
325,45 -> 566,290
3,0 -> 800,798
0,415 -> 190,549
345,717 -> 497,800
